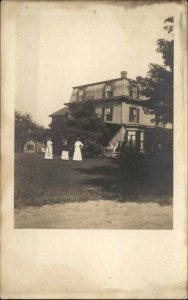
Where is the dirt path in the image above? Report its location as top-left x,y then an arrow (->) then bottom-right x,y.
15,199 -> 172,229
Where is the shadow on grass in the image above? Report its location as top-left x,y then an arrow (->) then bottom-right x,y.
73,153 -> 173,206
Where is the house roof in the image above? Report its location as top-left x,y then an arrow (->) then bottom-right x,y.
65,96 -> 147,106
49,107 -> 69,117
73,77 -> 137,89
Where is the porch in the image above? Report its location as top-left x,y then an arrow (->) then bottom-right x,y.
106,124 -> 173,155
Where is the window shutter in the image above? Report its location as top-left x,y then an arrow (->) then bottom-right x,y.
137,108 -> 139,123
129,107 -> 132,122
137,86 -> 139,98
103,86 -> 105,98
83,89 -> 85,101
111,107 -> 113,122
102,107 -> 105,120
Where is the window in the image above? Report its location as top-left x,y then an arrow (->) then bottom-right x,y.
130,91 -> 136,98
103,107 -> 113,122
155,120 -> 164,127
127,131 -> 136,151
130,84 -> 137,98
106,91 -> 113,97
125,130 -> 145,152
105,85 -> 113,98
129,107 -> 139,123
78,89 -> 85,101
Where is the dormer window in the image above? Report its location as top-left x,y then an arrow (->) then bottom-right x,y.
130,84 -> 137,98
78,89 -> 85,101
105,85 -> 113,98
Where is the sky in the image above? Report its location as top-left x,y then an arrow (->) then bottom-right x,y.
15,0 -> 178,128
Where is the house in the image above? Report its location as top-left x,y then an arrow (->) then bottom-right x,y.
23,140 -> 45,154
50,71 -> 172,153
49,107 -> 69,119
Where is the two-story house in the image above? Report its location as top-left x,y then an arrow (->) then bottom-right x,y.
50,71 -> 172,153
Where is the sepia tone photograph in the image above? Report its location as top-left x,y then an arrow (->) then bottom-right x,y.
1,1 -> 187,299
14,0 -> 174,229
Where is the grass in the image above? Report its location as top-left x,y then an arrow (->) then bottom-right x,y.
14,153 -> 173,208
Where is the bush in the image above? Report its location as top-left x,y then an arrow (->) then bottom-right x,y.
82,142 -> 103,158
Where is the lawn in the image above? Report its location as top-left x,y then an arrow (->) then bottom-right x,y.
14,153 -> 173,209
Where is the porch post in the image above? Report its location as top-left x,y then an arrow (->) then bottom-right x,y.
121,125 -> 125,143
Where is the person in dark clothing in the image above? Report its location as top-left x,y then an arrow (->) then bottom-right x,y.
61,139 -> 69,160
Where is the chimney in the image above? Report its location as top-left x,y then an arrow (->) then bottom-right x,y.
121,71 -> 128,78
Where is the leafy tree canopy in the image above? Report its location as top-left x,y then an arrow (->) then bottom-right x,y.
15,111 -> 49,152
137,16 -> 174,124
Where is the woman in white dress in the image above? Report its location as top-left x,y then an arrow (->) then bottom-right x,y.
61,139 -> 69,160
44,138 -> 53,159
73,138 -> 83,161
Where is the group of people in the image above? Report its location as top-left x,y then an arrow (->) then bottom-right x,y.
44,138 -> 83,161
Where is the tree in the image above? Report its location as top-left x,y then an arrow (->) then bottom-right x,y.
15,111 -> 35,152
49,114 -> 70,155
137,16 -> 174,124
49,101 -> 111,156
15,111 -> 49,152
68,101 -> 113,157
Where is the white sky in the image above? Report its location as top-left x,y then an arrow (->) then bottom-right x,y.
15,1 -> 177,128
